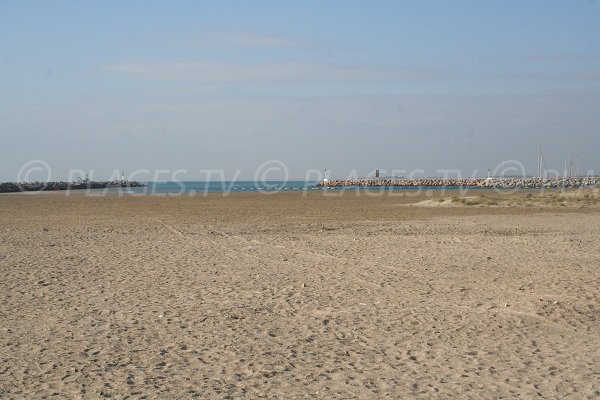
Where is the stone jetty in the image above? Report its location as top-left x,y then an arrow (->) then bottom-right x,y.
317,177 -> 600,189
0,180 -> 145,193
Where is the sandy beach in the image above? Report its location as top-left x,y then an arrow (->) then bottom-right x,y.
1,190 -> 599,399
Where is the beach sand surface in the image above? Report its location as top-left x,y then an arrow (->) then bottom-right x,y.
1,191 -> 599,398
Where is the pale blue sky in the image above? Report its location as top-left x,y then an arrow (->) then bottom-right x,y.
2,1 -> 599,180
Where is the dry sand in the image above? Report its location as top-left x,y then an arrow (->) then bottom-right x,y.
1,190 -> 599,399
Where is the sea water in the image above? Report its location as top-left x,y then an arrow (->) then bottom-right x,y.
142,181 -> 313,194
104,181 -> 482,195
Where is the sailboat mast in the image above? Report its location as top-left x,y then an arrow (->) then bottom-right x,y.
538,145 -> 542,178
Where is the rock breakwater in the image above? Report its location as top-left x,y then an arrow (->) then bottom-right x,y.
0,181 -> 145,193
317,177 -> 600,189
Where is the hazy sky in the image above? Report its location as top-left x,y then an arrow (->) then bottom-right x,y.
2,1 -> 600,181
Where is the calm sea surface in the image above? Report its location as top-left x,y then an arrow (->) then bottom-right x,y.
101,181 -> 481,194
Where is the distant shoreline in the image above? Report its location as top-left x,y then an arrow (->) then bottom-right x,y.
2,177 -> 599,194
